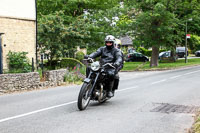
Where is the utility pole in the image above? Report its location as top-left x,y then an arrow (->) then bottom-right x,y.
185,18 -> 192,63
185,20 -> 188,63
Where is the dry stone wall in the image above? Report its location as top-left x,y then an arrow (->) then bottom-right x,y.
0,69 -> 69,94
42,69 -> 69,87
0,72 -> 40,92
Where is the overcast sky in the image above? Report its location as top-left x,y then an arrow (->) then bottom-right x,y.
0,0 -> 36,20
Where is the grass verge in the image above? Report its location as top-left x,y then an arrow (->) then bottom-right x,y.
122,58 -> 200,71
189,112 -> 200,133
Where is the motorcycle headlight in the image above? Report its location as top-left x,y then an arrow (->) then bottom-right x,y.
91,61 -> 100,71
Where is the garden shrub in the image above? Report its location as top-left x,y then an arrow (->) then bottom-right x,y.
137,47 -> 152,57
63,66 -> 85,84
159,49 -> 168,53
45,60 -> 60,70
137,47 -> 169,57
75,51 -> 85,61
7,51 -> 32,73
64,72 -> 81,83
189,35 -> 200,53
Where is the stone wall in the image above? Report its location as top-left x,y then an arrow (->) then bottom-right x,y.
0,69 -> 69,94
42,69 -> 69,87
0,16 -> 36,69
0,72 -> 40,92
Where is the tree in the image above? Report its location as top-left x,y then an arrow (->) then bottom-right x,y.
38,11 -> 92,61
37,0 -> 122,60
38,11 -> 67,61
123,1 -> 178,67
123,0 -> 200,67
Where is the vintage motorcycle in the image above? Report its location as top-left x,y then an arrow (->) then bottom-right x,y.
77,58 -> 116,111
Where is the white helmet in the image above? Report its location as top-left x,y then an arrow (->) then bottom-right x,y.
105,35 -> 115,44
115,39 -> 122,49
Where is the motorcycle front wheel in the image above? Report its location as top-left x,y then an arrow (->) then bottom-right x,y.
77,82 -> 92,110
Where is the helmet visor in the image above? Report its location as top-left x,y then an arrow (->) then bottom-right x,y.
105,41 -> 113,44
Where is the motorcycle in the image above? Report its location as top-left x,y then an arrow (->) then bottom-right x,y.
77,58 -> 116,111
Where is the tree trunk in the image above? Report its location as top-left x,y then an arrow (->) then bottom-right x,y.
150,45 -> 159,67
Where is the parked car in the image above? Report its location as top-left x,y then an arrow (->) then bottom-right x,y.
159,51 -> 178,62
176,47 -> 188,58
159,51 -> 170,59
195,50 -> 200,57
125,52 -> 149,62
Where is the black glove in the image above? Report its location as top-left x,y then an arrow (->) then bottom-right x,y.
113,63 -> 119,68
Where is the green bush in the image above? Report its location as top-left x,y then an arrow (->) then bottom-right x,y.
189,35 -> 200,53
137,47 -> 152,57
137,47 -> 168,57
45,60 -> 60,70
64,71 -> 83,84
75,51 -> 85,61
7,51 -> 32,73
159,49 -> 168,53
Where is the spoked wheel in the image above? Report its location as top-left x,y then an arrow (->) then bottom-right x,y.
77,82 -> 92,110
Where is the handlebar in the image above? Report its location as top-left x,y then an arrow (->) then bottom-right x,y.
84,58 -> 116,69
83,58 -> 94,63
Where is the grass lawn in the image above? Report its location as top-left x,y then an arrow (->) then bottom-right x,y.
122,58 -> 200,71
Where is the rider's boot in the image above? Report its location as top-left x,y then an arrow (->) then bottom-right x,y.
107,81 -> 114,98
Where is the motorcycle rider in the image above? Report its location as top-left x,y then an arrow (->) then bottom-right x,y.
86,35 -> 123,97
114,39 -> 124,71
112,39 -> 124,93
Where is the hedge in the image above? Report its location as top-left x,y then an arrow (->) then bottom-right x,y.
137,47 -> 167,57
60,58 -> 84,69
46,58 -> 84,70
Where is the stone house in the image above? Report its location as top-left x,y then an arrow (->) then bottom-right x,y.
0,0 -> 36,73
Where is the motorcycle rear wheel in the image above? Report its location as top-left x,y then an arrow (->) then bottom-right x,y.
77,82 -> 92,110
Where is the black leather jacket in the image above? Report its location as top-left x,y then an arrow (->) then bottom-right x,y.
89,46 -> 123,68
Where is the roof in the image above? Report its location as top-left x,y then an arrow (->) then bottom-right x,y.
119,36 -> 133,46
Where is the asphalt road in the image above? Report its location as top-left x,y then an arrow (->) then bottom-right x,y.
0,66 -> 200,133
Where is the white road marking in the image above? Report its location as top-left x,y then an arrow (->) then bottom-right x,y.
183,70 -> 200,75
170,70 -> 200,78
151,79 -> 167,85
170,75 -> 182,79
0,86 -> 139,123
116,86 -> 139,92
0,101 -> 77,123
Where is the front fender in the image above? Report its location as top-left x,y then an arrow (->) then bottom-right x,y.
84,78 -> 91,83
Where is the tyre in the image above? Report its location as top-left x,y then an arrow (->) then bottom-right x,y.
77,82 -> 92,110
